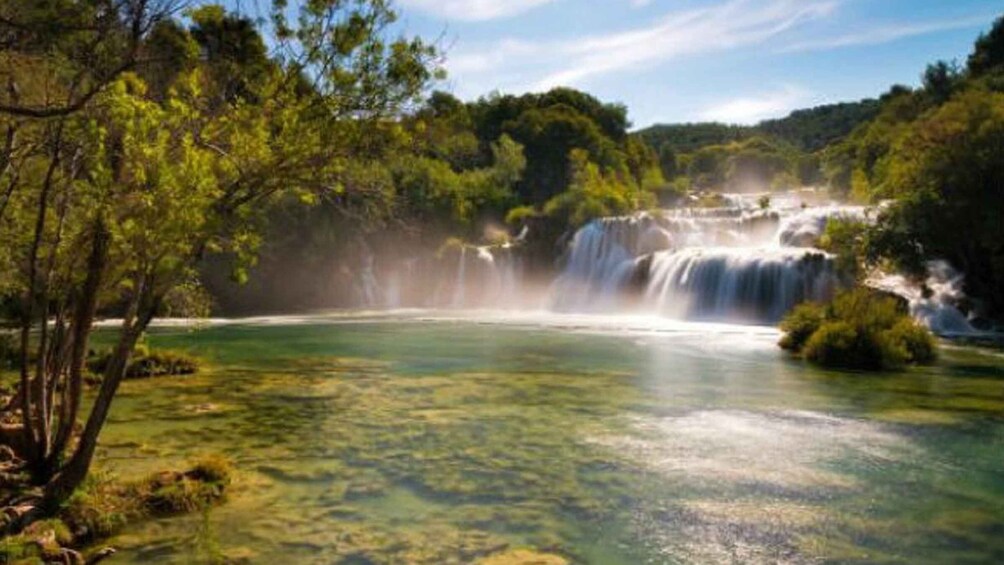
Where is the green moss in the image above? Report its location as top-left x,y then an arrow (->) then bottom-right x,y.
61,457 -> 231,543
505,205 -> 538,226
0,519 -> 73,564
87,347 -> 199,381
138,456 -> 232,515
62,472 -> 135,540
0,534 -> 42,563
188,454 -> 234,486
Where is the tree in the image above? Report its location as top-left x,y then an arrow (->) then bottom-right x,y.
0,0 -> 182,118
968,15 -> 1004,76
921,60 -> 962,104
0,0 -> 440,512
658,143 -> 678,180
868,88 -> 1004,319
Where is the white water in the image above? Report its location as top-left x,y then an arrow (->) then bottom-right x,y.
351,190 -> 981,331
867,260 -> 978,336
551,192 -> 853,323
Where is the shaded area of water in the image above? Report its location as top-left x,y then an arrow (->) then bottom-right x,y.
94,315 -> 1004,564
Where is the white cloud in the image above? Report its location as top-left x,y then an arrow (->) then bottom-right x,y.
699,85 -> 812,124
779,14 -> 993,53
446,0 -> 838,95
397,0 -> 556,22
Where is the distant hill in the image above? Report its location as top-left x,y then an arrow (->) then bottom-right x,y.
757,99 -> 881,151
637,98 -> 881,153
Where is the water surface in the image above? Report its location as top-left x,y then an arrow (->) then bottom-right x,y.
95,312 -> 1004,564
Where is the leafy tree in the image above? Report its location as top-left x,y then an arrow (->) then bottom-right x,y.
542,149 -> 654,227
968,15 -> 1004,76
0,0 -> 180,118
0,0 -> 440,509
657,143 -> 678,180
868,88 -> 1004,318
921,60 -> 962,104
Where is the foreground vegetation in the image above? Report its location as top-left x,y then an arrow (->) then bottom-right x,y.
0,456 -> 231,564
0,0 -> 442,536
780,289 -> 937,370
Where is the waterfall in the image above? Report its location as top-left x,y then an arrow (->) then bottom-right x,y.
549,192 -> 858,323
346,189 -> 984,330
357,246 -> 380,307
776,205 -> 867,247
867,260 -> 978,335
451,247 -> 468,308
645,248 -> 837,322
443,245 -> 525,309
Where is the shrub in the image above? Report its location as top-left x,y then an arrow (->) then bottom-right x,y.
887,318 -> 938,364
504,205 -> 538,226
780,287 -> 938,370
778,302 -> 826,352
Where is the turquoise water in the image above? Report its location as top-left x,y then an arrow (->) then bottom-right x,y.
93,313 -> 1004,564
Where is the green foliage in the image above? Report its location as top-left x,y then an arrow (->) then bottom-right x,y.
968,15 -> 1004,76
0,518 -> 72,563
818,218 -> 869,280
140,461 -> 231,515
657,143 -> 678,180
757,100 -> 882,151
505,205 -> 538,226
886,318 -> 938,364
541,149 -> 655,227
779,289 -> 937,370
867,88 -> 1004,317
63,472 -> 134,540
778,301 -> 826,352
635,99 -> 880,191
0,332 -> 17,370
803,321 -> 863,367
189,454 -> 235,486
0,0 -> 443,499
637,123 -> 749,153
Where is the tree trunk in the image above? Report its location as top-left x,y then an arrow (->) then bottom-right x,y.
44,285 -> 160,507
49,221 -> 110,467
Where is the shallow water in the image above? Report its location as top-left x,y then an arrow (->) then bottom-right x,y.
93,312 -> 1004,564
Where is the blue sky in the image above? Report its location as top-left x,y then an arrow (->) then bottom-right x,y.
388,0 -> 1001,127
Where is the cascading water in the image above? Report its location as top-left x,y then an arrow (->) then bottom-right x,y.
644,247 -> 836,321
550,192 -> 855,323
351,189 -> 983,332
444,244 -> 524,309
867,260 -> 979,336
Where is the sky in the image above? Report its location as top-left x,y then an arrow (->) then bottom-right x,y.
387,0 -> 1001,128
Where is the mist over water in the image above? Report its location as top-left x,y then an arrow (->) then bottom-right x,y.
339,189 -> 982,334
